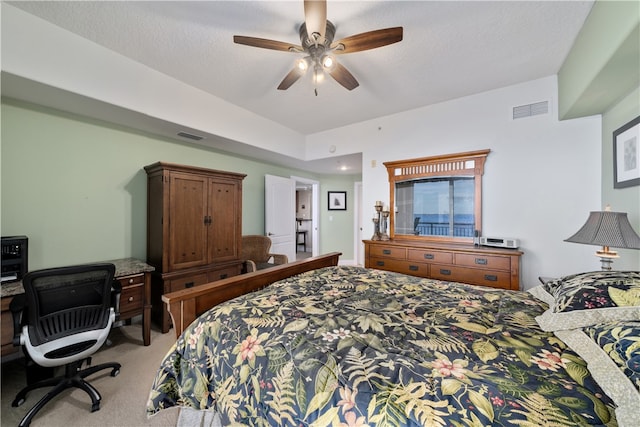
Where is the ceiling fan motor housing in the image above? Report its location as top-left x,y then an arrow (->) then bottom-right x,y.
299,20 -> 337,55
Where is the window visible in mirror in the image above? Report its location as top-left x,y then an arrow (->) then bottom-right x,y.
385,149 -> 489,242
396,177 -> 475,237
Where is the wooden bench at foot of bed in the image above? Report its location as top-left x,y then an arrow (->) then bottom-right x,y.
162,252 -> 342,338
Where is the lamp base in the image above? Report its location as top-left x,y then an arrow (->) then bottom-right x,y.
596,247 -> 618,271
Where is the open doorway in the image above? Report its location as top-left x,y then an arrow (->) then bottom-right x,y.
292,176 -> 319,261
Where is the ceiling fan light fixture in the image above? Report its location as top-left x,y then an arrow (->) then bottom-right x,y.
313,66 -> 325,84
321,54 -> 335,70
296,58 -> 309,73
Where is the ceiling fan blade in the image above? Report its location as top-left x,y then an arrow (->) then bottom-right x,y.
328,61 -> 359,91
277,68 -> 304,90
234,35 -> 302,52
331,27 -> 403,54
304,0 -> 327,41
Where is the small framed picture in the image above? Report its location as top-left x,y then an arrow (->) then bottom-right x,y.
328,191 -> 347,210
613,115 -> 640,188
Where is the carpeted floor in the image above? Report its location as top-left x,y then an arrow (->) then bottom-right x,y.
1,319 -> 181,427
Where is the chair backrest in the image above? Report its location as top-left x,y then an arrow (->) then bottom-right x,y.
22,263 -> 116,347
241,235 -> 272,263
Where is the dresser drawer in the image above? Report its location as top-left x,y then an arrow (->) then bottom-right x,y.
168,273 -> 209,293
120,284 -> 144,314
369,257 -> 428,277
430,264 -> 512,289
368,245 -> 407,260
407,249 -> 453,264
365,240 -> 521,291
207,266 -> 240,282
117,274 -> 145,289
454,253 -> 511,271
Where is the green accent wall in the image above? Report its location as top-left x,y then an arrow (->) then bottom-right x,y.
1,99 -> 358,269
602,88 -> 640,269
558,0 -> 639,119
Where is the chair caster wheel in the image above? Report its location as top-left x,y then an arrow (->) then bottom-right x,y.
12,397 -> 25,407
91,402 -> 100,412
111,368 -> 120,377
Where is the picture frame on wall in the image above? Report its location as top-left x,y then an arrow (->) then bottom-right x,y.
328,191 -> 347,210
613,115 -> 640,189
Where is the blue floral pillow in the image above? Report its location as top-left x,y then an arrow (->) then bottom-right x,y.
536,271 -> 640,331
555,322 -> 640,426
583,321 -> 640,391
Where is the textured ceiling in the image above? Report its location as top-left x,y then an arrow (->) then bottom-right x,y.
9,0 -> 594,138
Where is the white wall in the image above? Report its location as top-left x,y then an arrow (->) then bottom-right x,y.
307,76 -> 602,289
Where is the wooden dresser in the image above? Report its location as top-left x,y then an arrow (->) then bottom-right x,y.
145,162 -> 246,333
364,240 -> 522,290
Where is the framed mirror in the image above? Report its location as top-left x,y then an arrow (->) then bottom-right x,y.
385,149 -> 490,243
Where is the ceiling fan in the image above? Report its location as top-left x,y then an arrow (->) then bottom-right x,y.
233,0 -> 403,93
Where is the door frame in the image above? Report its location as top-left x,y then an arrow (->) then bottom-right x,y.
292,176 -> 320,256
354,181 -> 364,265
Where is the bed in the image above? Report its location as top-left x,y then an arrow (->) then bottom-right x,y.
147,259 -> 639,426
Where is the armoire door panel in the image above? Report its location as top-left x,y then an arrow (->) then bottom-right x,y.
208,180 -> 239,262
169,173 -> 208,270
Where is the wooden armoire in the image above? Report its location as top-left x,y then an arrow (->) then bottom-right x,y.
144,162 -> 246,333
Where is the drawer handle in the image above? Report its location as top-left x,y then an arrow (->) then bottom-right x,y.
219,274 -> 228,279
185,281 -> 195,288
423,254 -> 434,260
484,274 -> 498,282
128,296 -> 134,302
475,258 -> 488,265
382,249 -> 391,255
409,265 -> 418,271
440,269 -> 451,275
128,278 -> 134,284
376,261 -> 385,267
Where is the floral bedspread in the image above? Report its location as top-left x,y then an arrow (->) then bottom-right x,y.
147,266 -> 617,426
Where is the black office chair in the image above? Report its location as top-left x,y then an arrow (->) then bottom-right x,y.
10,263 -> 122,427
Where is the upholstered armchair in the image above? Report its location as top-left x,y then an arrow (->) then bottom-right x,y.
241,235 -> 288,273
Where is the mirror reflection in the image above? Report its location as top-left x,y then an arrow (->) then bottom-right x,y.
385,149 -> 489,242
395,177 -> 475,237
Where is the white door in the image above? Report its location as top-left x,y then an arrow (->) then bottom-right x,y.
265,174 -> 296,263
355,181 -> 364,265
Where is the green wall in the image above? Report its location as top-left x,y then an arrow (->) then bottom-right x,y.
319,176 -> 359,256
558,0 -> 639,119
1,99 -> 358,270
601,87 -> 640,269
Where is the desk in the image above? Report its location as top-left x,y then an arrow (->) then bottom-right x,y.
1,258 -> 154,358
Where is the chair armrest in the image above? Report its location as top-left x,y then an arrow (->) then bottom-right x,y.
269,254 -> 288,265
9,294 -> 26,346
245,260 -> 257,273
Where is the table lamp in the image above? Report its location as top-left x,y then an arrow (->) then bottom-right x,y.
564,206 -> 640,270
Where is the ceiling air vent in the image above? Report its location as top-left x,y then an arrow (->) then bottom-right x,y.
177,131 -> 204,141
512,101 -> 548,120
